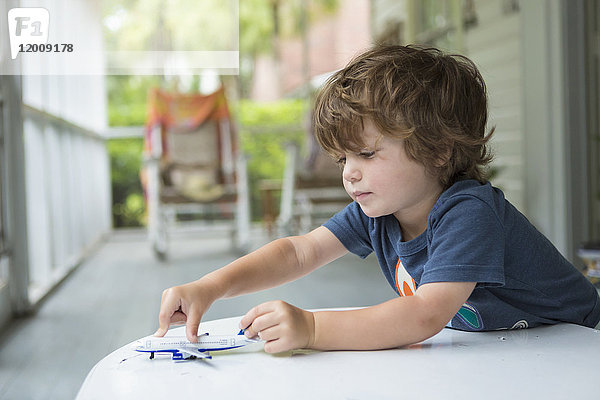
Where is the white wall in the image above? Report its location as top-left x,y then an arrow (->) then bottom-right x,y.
465,0 -> 524,212
16,0 -> 111,302
21,0 -> 107,131
466,0 -> 577,258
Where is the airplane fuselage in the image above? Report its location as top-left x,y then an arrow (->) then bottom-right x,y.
132,332 -> 257,360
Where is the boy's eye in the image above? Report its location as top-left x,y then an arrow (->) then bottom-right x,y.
336,157 -> 347,166
358,150 -> 375,158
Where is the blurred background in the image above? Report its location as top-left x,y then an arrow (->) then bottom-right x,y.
1,0 -> 599,398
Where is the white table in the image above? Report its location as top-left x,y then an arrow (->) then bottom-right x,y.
77,313 -> 600,400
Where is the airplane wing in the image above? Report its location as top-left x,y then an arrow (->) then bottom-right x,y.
177,347 -> 212,360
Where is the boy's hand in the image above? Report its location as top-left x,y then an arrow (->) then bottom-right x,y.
154,280 -> 217,342
240,300 -> 315,354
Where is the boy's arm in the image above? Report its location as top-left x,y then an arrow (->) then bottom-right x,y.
311,281 -> 476,350
156,226 -> 348,341
241,280 -> 475,353
207,226 -> 348,299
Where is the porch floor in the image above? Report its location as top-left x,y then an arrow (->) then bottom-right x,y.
0,227 -> 394,400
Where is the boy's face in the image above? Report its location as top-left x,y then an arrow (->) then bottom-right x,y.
338,120 -> 443,231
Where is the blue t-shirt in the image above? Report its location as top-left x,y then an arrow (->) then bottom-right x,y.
324,180 -> 600,331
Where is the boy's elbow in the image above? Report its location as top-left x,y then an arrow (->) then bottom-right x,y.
412,302 -> 451,342
427,318 -> 447,338
415,315 -> 446,342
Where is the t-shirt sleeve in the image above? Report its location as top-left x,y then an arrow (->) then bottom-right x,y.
323,202 -> 373,258
422,195 -> 506,287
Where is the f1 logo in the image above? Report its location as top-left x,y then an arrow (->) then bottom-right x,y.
7,8 -> 49,59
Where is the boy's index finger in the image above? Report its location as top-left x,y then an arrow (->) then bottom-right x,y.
239,302 -> 274,337
238,304 -> 261,331
237,311 -> 253,333
156,288 -> 184,336
157,307 -> 175,335
154,325 -> 168,338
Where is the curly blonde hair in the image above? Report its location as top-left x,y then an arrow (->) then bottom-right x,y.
313,44 -> 494,188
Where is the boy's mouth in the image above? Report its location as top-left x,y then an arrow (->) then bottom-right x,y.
353,191 -> 372,201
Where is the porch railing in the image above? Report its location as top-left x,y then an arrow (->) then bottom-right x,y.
22,105 -> 111,304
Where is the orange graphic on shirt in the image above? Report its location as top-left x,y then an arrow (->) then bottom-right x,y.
395,258 -> 416,296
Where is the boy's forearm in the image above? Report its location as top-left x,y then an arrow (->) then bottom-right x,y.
199,227 -> 346,302
310,281 -> 476,351
200,237 -> 307,300
310,297 -> 446,351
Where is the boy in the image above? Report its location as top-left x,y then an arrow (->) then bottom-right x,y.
155,45 -> 600,353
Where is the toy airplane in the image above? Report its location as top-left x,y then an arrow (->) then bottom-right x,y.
131,329 -> 259,361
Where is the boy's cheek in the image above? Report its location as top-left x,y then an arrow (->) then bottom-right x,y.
342,182 -> 354,198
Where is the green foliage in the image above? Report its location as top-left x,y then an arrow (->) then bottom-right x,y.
107,138 -> 145,227
240,0 -> 275,56
238,99 -> 308,168
105,74 -> 155,227
107,75 -> 161,126
238,99 -> 308,219
239,0 -> 338,56
103,0 -> 338,57
103,0 -> 237,52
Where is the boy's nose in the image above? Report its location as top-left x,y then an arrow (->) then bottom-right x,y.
343,162 -> 361,182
